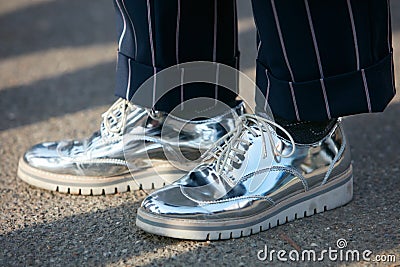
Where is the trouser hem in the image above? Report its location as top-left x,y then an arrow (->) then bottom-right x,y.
256,53 -> 395,121
115,52 -> 240,112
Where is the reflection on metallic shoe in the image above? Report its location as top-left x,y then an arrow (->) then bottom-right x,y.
18,98 -> 244,195
136,114 -> 353,240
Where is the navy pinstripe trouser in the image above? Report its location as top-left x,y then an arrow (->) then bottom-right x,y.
114,0 -> 395,121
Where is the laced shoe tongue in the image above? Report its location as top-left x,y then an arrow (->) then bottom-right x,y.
182,114 -> 296,203
100,111 -> 123,138
180,130 -> 258,203
100,98 -> 130,138
178,119 -> 251,202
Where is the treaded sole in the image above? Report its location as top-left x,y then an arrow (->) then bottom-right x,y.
17,157 -> 184,195
136,166 -> 353,240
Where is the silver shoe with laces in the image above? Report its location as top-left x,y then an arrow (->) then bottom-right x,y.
136,114 -> 353,240
17,98 -> 244,195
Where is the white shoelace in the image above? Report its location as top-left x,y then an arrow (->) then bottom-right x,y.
204,114 -> 296,175
102,98 -> 135,136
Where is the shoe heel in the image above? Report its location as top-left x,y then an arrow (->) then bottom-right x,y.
305,174 -> 353,216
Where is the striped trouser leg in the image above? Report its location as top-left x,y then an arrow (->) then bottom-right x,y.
113,0 -> 239,112
252,0 -> 395,121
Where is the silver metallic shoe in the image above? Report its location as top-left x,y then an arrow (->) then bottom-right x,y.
136,114 -> 353,240
18,98 -> 244,195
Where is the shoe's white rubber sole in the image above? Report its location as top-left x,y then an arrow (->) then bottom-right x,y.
17,158 -> 185,195
136,166 -> 353,240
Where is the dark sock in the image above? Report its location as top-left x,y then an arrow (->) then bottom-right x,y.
274,115 -> 337,144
